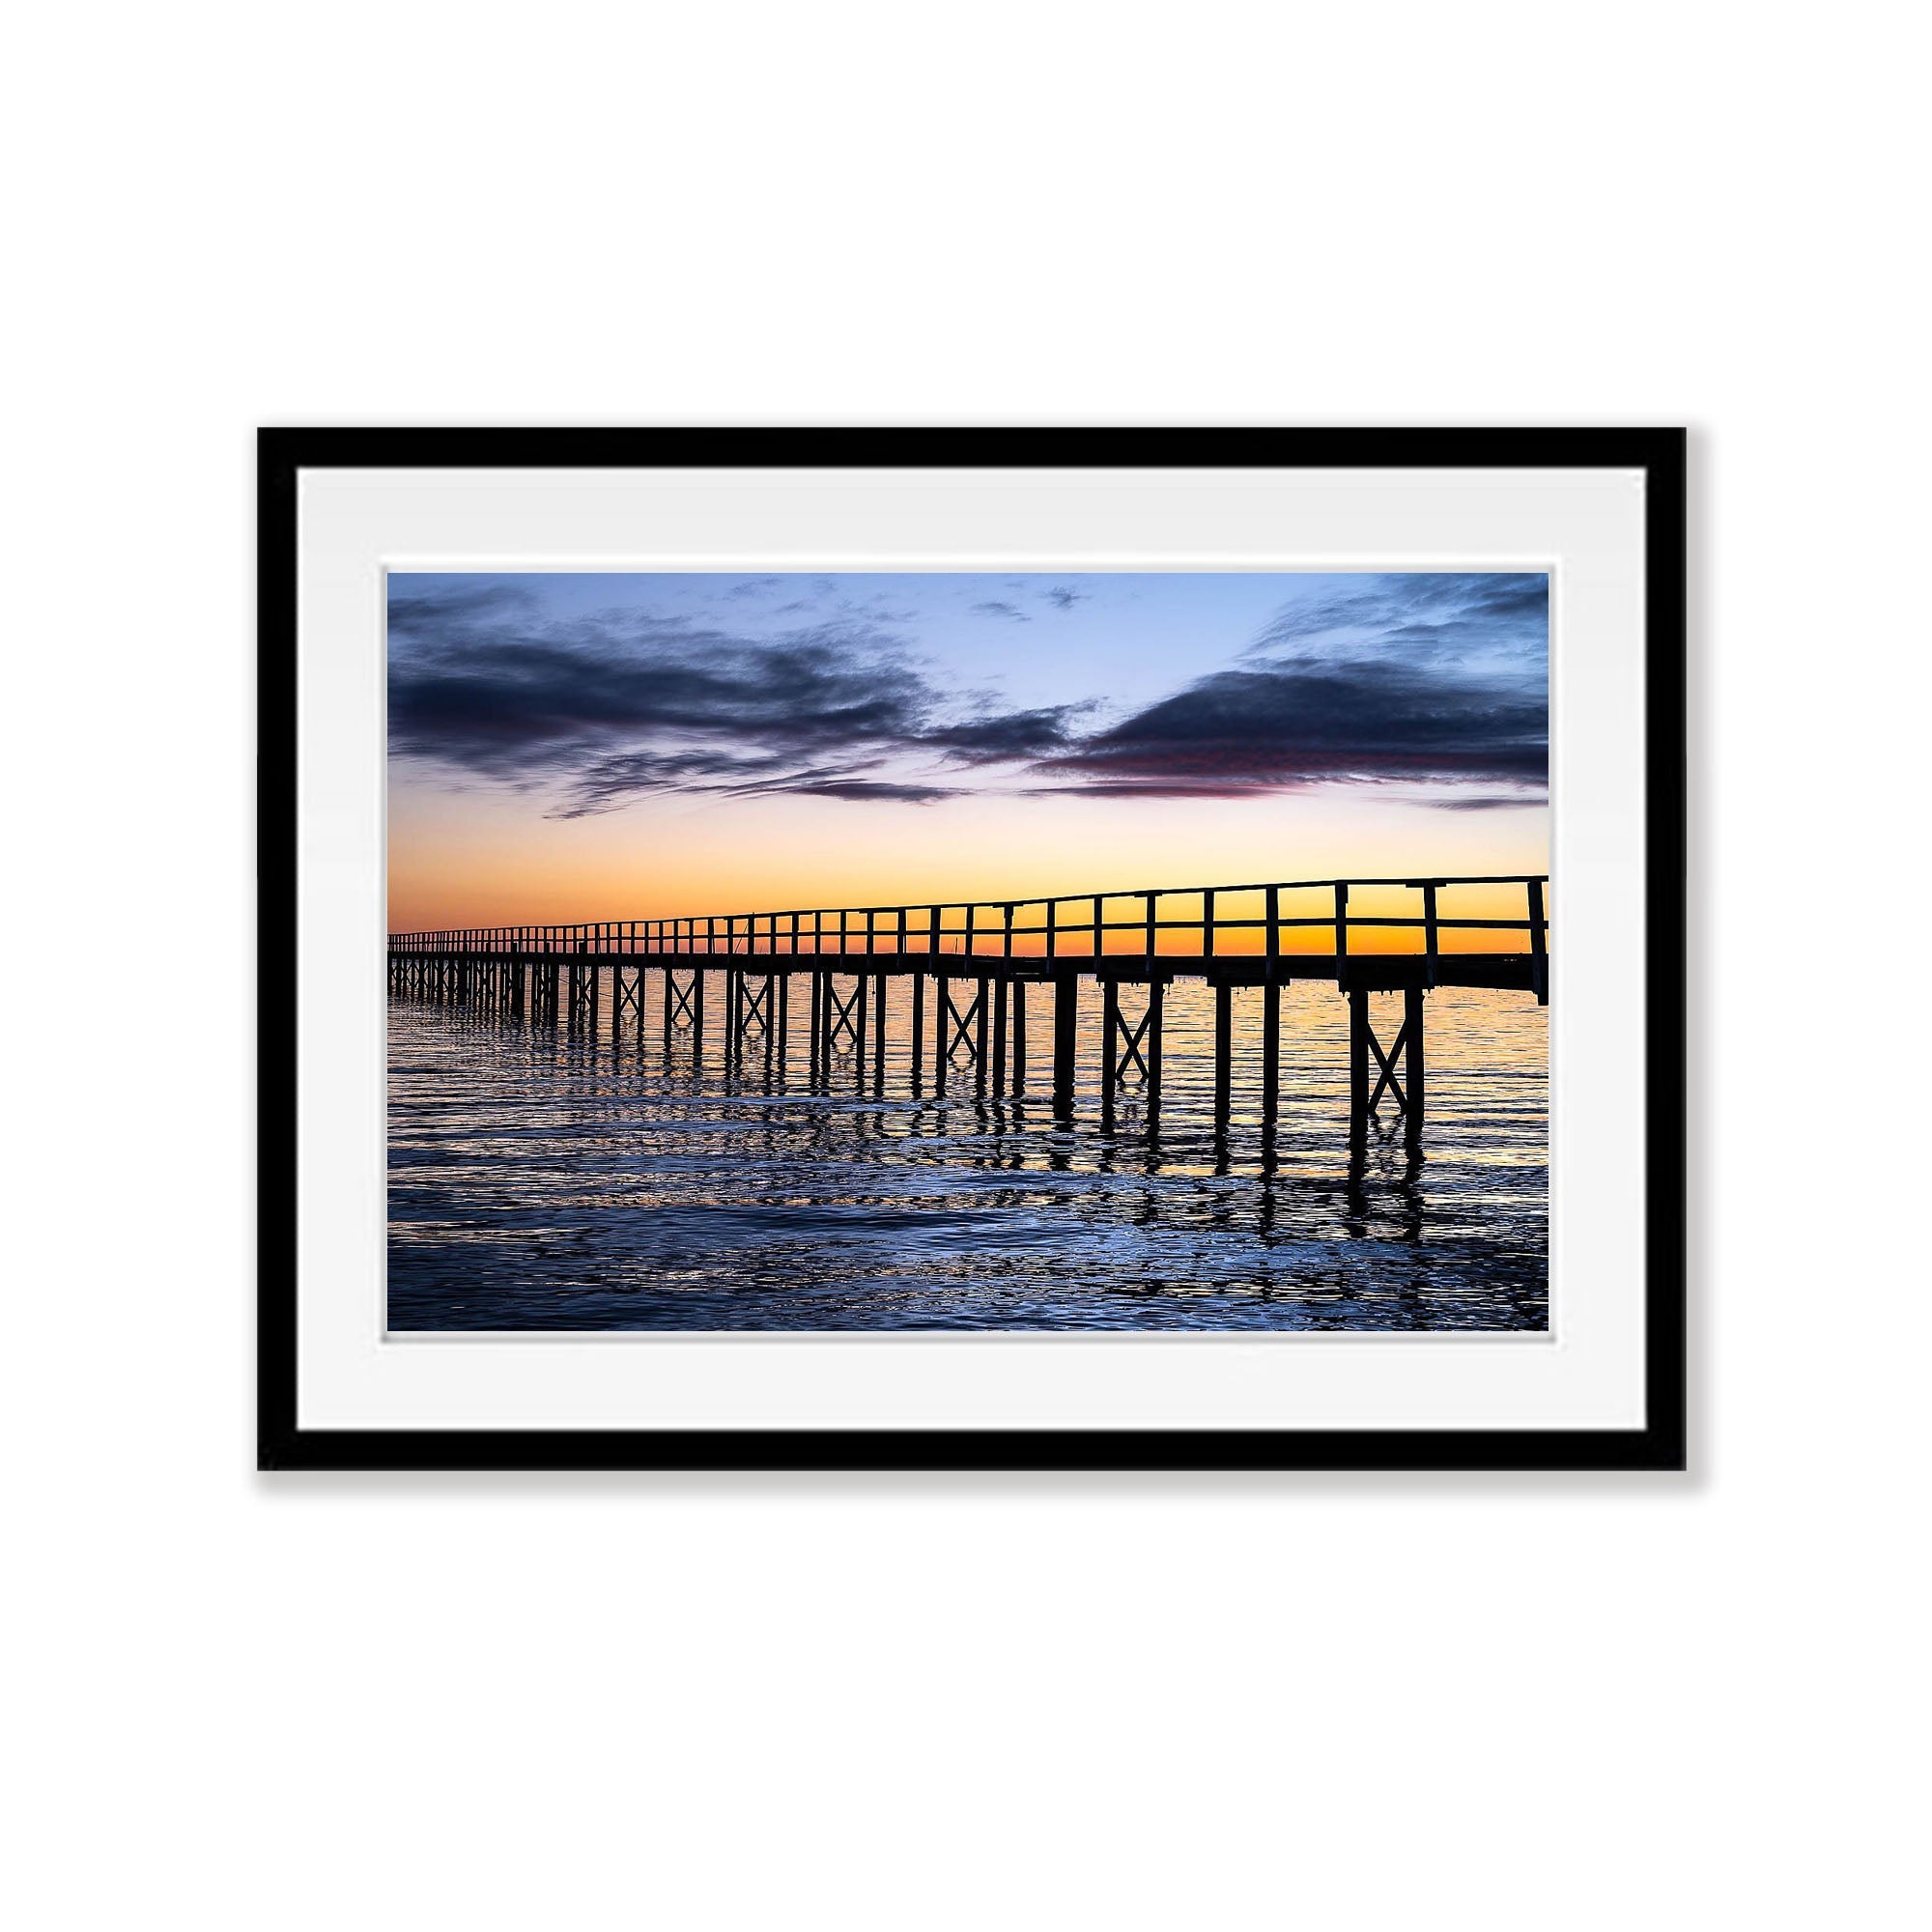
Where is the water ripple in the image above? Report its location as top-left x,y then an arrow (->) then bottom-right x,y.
388,976 -> 1547,1330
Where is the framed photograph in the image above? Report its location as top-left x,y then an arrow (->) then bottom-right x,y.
260,427 -> 1685,1470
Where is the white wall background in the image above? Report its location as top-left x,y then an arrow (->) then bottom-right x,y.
6,4 -> 1925,1927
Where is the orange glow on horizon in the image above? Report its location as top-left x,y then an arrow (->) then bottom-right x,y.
386,568 -> 1549,948
388,784 -> 1548,950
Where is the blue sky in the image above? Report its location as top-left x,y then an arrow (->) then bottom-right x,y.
388,570 -> 1548,816
386,570 -> 1548,926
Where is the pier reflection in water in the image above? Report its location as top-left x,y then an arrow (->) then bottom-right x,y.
387,972 -> 1546,1332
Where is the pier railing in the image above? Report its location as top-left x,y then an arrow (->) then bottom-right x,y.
388,874 -> 1549,973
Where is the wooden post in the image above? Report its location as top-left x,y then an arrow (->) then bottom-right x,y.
1261,978 -> 1280,1132
910,973 -> 925,1091
1529,877 -> 1548,1005
872,972 -> 887,1086
1213,981 -> 1233,1122
974,975 -> 989,1092
1349,986 -> 1370,1151
1053,972 -> 1077,1115
1100,976 -> 1119,1129
992,974 -> 1009,1094
1405,983 -> 1426,1151
1011,980 -> 1026,1092
1203,888 -> 1215,958
691,969 -> 705,1064
1422,883 -> 1439,986
934,980 -> 951,1095
1334,881 -> 1350,979
1147,978 -> 1165,1117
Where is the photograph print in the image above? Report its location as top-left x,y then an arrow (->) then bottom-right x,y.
386,568 -> 1550,1333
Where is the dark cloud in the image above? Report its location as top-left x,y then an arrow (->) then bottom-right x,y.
782,781 -> 959,803
918,707 -> 1081,763
1035,665 -> 1546,798
1247,572 -> 1547,666
390,619 -> 924,767
389,585 -> 1059,816
1033,575 -> 1547,801
548,747 -> 802,817
1042,585 -> 1087,611
388,582 -> 533,637
970,600 -> 1031,622
390,572 -> 1547,815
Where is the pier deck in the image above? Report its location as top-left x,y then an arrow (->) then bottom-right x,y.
388,874 -> 1549,1150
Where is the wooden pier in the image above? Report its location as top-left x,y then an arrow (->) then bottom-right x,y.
388,875 -> 1548,1151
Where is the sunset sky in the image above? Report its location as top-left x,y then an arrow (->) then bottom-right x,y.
387,571 -> 1548,934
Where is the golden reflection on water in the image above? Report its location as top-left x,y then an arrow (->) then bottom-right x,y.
387,974 -> 1547,1332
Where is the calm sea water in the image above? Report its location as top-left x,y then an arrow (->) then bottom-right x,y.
387,970 -> 1547,1331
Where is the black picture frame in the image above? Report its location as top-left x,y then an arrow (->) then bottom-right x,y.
259,427 -> 1686,1473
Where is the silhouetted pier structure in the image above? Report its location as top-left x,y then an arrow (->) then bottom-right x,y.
389,875 -> 1548,1151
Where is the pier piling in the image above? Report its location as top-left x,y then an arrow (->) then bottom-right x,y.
1261,978 -> 1280,1131
910,972 -> 925,1092
1405,983 -> 1426,1151
992,975 -> 1009,1094
388,872 -> 1546,1158
1349,987 -> 1371,1151
1214,982 -> 1234,1123
1052,972 -> 1078,1117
